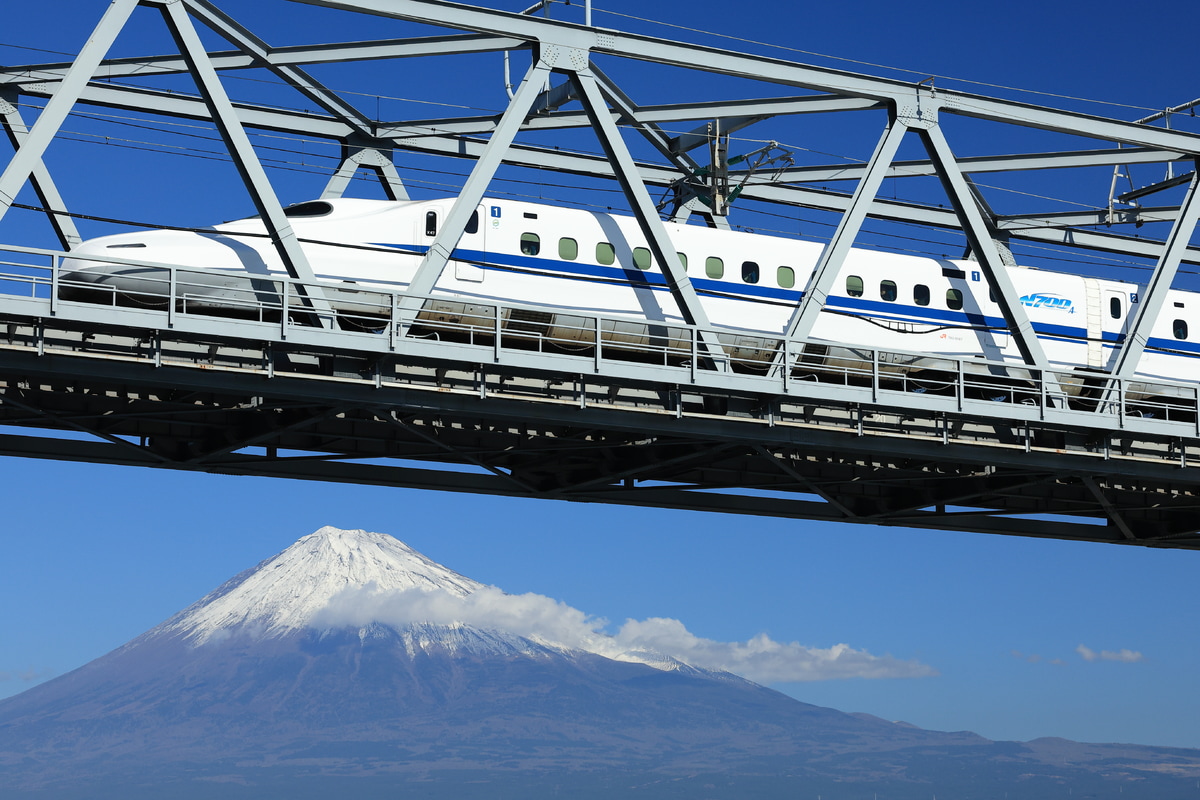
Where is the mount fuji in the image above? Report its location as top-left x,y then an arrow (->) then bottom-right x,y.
1,526 -> 1198,800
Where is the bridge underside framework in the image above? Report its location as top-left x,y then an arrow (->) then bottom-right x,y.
0,0 -> 1199,548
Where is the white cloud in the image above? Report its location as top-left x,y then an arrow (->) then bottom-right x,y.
311,584 -> 936,683
1076,644 -> 1144,663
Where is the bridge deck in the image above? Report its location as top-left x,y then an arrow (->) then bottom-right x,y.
0,244 -> 1197,548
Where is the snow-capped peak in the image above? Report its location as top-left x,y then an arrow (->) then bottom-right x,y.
157,526 -> 483,644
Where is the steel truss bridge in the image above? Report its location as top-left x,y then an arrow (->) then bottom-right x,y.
1,0 -> 1200,549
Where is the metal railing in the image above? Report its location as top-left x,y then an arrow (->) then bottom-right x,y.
1,243 -> 1197,437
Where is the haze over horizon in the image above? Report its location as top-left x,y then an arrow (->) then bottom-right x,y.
0,0 -> 1197,755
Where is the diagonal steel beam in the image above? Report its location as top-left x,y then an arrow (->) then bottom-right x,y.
1108,163 -> 1200,381
158,0 -> 333,326
0,0 -> 139,224
185,0 -> 374,135
785,116 -> 906,341
572,67 -> 725,363
0,90 -> 81,249
399,57 -> 552,312
919,122 -> 1057,381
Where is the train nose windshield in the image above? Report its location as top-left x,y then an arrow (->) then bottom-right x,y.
222,201 -> 334,224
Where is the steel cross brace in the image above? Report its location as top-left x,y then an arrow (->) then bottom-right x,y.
0,0 -> 140,224
321,140 -> 409,200
157,0 -> 334,327
0,89 -> 82,250
919,121 -> 1060,391
1108,163 -> 1200,382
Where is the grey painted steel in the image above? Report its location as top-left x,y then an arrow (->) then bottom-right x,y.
293,0 -> 1200,156
321,143 -> 409,200
10,72 -> 1200,266
1109,165 -> 1200,380
920,124 -> 1055,375
401,58 -> 553,307
786,118 -> 906,341
571,69 -> 724,357
0,0 -> 138,220
0,35 -> 527,85
158,0 -> 333,324
0,264 -> 1195,545
186,0 -> 375,135
0,93 -> 82,249
916,123 -> 1051,376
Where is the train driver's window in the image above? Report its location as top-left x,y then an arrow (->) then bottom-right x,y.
741,261 -> 760,284
633,247 -> 652,270
946,288 -> 964,311
520,233 -> 540,256
425,211 -> 438,237
705,256 -> 724,279
559,237 -> 578,260
880,280 -> 897,302
596,242 -> 615,265
846,275 -> 863,297
1110,297 -> 1122,319
777,266 -> 795,289
914,284 -> 930,306
1174,319 -> 1189,340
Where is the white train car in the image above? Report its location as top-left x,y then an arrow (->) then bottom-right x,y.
59,196 -> 1200,404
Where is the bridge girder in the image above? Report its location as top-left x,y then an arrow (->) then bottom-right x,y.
1,0 -> 1200,544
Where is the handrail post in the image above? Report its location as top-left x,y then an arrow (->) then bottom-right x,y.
49,254 -> 58,316
167,267 -> 176,328
281,279 -> 289,340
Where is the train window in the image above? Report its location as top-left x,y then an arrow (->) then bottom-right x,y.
706,256 -> 724,279
1110,297 -> 1122,319
465,211 -> 479,235
946,288 -> 964,310
596,242 -> 615,265
425,211 -> 438,237
677,252 -> 688,270
777,266 -> 795,289
742,261 -> 760,284
1174,319 -> 1189,340
633,247 -> 652,270
846,275 -> 863,297
880,280 -> 897,302
283,201 -> 333,218
914,284 -> 930,306
942,267 -> 966,279
523,212 -> 538,219
520,233 -> 540,256
988,288 -> 996,304
559,237 -> 578,260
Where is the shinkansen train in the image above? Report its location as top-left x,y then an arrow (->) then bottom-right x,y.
57,195 -> 1200,404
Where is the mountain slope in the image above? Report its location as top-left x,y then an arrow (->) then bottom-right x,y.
1,526 -> 1197,800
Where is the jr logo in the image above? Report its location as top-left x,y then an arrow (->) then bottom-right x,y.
1020,293 -> 1075,313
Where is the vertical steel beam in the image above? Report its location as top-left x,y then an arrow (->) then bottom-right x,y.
1109,163 -> 1200,380
0,0 -> 139,224
0,92 -> 82,249
401,58 -> 552,302
158,0 -> 332,324
572,68 -> 723,346
785,117 -> 906,341
918,123 -> 1057,379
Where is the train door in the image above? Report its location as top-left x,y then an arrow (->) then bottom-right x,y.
414,205 -> 486,283
1082,279 -> 1104,368
1104,287 -> 1130,355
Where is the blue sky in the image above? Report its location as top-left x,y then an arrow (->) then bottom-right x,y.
1,0 -> 1198,750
